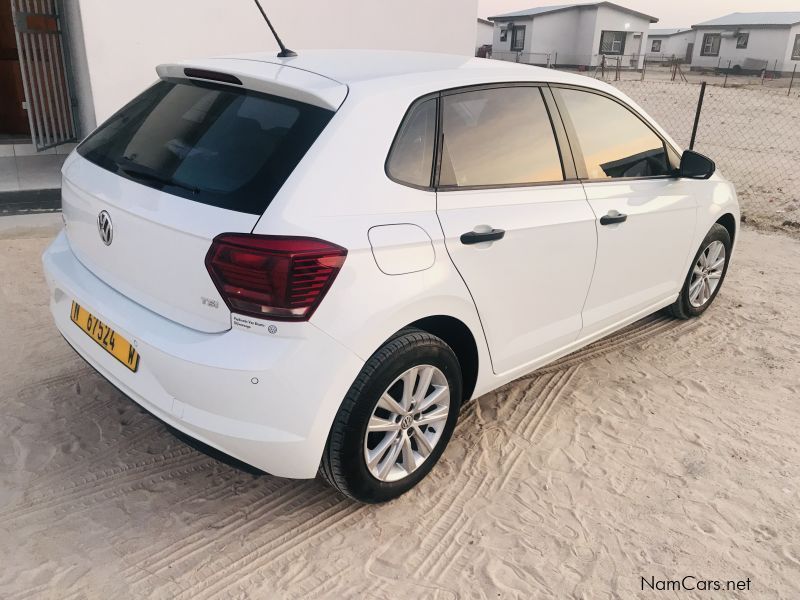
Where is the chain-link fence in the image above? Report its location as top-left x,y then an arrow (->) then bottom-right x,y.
611,80 -> 800,234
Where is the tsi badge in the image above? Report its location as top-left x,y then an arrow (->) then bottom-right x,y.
97,210 -> 113,246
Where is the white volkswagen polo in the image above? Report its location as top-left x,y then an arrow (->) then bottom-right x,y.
43,50 -> 738,503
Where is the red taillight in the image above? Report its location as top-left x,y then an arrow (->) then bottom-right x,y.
205,234 -> 347,321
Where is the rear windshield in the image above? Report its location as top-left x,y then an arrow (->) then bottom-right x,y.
77,79 -> 334,215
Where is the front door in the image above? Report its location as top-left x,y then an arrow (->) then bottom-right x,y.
0,0 -> 29,135
551,86 -> 697,336
435,85 -> 597,374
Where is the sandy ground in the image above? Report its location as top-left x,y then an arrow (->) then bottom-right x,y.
1,222 -> 799,599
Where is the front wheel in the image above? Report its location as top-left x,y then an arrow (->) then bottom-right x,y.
320,329 -> 462,503
670,223 -> 732,319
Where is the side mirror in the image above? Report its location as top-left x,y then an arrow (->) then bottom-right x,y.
679,150 -> 715,179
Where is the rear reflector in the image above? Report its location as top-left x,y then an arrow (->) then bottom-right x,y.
205,234 -> 347,321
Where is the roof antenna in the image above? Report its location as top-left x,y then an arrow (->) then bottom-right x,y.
252,0 -> 297,58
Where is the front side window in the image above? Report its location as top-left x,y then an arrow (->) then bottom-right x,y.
600,31 -> 626,55
556,88 -> 671,180
651,39 -> 662,52
793,34 -> 800,60
511,26 -> 526,51
736,32 -> 749,49
701,33 -> 721,56
439,86 -> 564,188
386,98 -> 437,188
77,80 -> 333,215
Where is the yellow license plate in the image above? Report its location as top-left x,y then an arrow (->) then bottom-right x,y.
70,301 -> 140,372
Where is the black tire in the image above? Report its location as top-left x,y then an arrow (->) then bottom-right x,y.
669,223 -> 732,319
320,328 -> 462,503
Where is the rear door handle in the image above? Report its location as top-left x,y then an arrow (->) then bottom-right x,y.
600,211 -> 628,226
460,228 -> 506,245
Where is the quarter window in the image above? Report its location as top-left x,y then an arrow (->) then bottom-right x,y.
556,89 -> 671,180
701,33 -> 721,56
439,87 -> 563,188
386,98 -> 437,188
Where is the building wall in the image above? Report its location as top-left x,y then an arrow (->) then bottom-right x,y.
591,4 -> 651,69
476,20 -> 494,53
783,24 -> 800,70
691,27 -> 793,72
648,31 -> 695,61
71,0 -> 478,135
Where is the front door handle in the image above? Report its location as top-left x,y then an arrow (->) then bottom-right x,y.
600,211 -> 628,226
460,228 -> 506,245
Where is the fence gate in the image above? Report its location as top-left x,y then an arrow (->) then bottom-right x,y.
11,0 -> 76,150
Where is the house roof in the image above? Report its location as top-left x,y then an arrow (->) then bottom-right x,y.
489,2 -> 658,24
477,18 -> 493,26
648,28 -> 692,37
693,12 -> 800,28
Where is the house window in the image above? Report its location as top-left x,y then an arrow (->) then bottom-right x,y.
793,34 -> 800,60
736,32 -> 749,49
701,33 -> 721,56
599,31 -> 626,55
651,39 -> 661,52
510,25 -> 526,51
500,29 -> 507,42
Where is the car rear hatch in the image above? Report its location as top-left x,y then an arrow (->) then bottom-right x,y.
62,59 -> 347,333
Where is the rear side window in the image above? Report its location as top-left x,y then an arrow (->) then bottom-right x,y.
77,80 -> 334,215
386,98 -> 437,188
556,89 -> 670,179
439,86 -> 564,188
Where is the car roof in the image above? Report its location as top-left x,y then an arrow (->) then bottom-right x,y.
195,49 -> 600,91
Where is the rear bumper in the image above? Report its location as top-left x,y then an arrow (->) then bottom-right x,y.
42,230 -> 364,478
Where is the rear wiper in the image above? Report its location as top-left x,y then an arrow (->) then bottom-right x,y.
117,161 -> 200,195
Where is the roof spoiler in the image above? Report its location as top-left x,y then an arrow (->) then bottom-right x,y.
156,59 -> 348,111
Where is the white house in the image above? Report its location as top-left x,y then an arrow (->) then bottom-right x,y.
646,28 -> 694,63
476,18 -> 494,55
489,1 -> 658,69
2,0 -> 478,154
689,12 -> 800,75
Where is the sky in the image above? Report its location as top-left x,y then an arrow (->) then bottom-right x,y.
478,0 -> 800,28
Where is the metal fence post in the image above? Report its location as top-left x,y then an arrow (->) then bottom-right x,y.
723,61 -> 731,88
641,55 -> 647,80
689,81 -> 707,150
553,52 -> 558,69
789,64 -> 797,96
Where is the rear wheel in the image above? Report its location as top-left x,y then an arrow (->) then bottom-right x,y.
320,329 -> 462,503
670,223 -> 732,319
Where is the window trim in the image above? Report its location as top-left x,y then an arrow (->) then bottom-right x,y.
792,34 -> 800,60
548,83 -> 682,183
701,33 -> 721,57
510,25 -> 526,51
736,32 -> 749,49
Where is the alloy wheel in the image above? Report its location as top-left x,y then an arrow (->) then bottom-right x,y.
689,240 -> 726,307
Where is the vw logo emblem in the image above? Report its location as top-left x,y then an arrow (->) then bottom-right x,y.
97,210 -> 113,246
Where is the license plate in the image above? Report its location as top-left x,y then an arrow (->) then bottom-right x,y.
70,301 -> 139,372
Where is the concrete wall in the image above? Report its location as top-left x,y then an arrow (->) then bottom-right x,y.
647,31 -> 695,62
591,4 -> 651,69
783,25 -> 800,71
69,0 -> 478,135
691,27 -> 794,73
476,20 -> 494,53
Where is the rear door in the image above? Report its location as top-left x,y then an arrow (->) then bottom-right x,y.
435,85 -> 597,374
64,71 -> 342,333
551,86 -> 697,335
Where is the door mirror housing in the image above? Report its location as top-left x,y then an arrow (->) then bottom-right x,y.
679,150 -> 715,179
